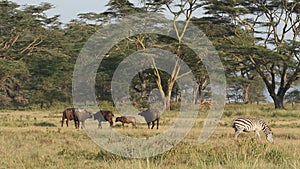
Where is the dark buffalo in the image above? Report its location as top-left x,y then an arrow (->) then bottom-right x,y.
61,108 -> 92,129
75,109 -> 93,129
61,108 -> 78,128
94,110 -> 114,128
138,108 -> 160,129
115,116 -> 137,128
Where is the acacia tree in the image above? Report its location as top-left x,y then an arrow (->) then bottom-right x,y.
96,0 -> 206,110
204,0 -> 300,109
0,1 -> 30,106
140,0 -> 205,110
0,1 -> 74,108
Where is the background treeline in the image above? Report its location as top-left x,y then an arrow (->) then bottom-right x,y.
1,0 -> 300,110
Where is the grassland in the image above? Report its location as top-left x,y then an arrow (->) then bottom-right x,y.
1,103 -> 300,169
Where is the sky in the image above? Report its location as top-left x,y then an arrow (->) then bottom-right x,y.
11,0 -> 110,23
11,0 -> 199,22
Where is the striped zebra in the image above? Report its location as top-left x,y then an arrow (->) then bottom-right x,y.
232,117 -> 273,142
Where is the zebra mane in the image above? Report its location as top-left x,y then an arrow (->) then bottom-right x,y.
259,119 -> 272,134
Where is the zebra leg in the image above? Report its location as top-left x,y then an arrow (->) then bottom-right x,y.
234,130 -> 243,140
254,131 -> 261,139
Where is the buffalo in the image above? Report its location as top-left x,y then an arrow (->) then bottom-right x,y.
115,116 -> 137,128
138,108 -> 160,129
61,108 -> 92,129
94,110 -> 114,128
61,108 -> 78,128
75,109 -> 93,129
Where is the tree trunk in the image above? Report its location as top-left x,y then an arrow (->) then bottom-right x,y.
139,72 -> 147,101
164,96 -> 171,111
259,70 -> 288,109
243,84 -> 250,104
193,84 -> 199,104
271,95 -> 285,109
164,82 -> 174,111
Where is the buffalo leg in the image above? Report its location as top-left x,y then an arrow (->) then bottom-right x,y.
61,118 -> 64,127
156,119 -> 159,129
151,121 -> 155,129
81,121 -> 85,129
98,122 -> 102,128
132,122 -> 136,128
76,121 -> 79,129
74,120 -> 79,129
147,122 -> 151,129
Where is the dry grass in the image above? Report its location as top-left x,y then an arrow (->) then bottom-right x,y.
1,103 -> 300,168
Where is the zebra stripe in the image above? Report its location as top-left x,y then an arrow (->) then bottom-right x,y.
232,117 -> 273,142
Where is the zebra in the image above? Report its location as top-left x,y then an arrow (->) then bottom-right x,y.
232,117 -> 273,142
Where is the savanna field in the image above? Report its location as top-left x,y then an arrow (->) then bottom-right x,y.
1,103 -> 300,169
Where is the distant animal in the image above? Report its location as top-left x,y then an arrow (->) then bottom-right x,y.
93,110 -> 114,128
74,108 -> 93,129
61,108 -> 92,129
61,108 -> 78,128
232,117 -> 273,142
138,108 -> 160,129
115,116 -> 137,128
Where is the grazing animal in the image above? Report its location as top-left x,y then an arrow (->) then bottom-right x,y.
74,109 -> 93,129
232,117 -> 273,142
115,116 -> 137,128
61,108 -> 92,129
93,110 -> 114,128
138,108 -> 160,129
61,108 -> 79,128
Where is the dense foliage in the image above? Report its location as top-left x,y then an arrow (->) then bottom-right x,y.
1,0 -> 299,109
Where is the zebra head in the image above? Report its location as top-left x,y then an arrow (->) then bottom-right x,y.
266,131 -> 273,142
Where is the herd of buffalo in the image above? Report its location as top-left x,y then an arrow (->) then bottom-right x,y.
61,108 -> 161,129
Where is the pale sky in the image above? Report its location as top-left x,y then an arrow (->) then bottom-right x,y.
11,0 -> 201,22
11,0 -> 110,23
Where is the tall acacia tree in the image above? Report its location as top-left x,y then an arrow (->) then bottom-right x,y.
0,1 -> 29,106
204,0 -> 300,109
0,1 -> 73,108
140,0 -> 205,110
99,0 -> 205,110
